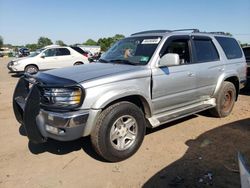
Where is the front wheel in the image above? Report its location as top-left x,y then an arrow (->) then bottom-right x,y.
24,65 -> 38,74
91,102 -> 146,162
209,81 -> 236,117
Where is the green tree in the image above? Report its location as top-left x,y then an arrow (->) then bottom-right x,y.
83,39 -> 97,46
37,37 -> 53,48
26,43 -> 38,51
113,34 -> 125,42
97,37 -> 114,51
55,40 -> 66,46
0,35 -> 3,48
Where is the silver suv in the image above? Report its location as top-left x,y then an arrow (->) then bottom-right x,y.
13,29 -> 247,162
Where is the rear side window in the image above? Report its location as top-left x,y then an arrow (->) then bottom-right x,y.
71,47 -> 86,55
215,37 -> 242,59
56,48 -> 70,56
193,39 -> 219,63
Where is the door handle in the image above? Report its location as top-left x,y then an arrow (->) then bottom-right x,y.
218,67 -> 224,72
188,72 -> 195,77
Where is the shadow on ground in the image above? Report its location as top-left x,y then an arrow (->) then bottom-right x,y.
143,118 -> 250,188
19,125 -> 106,162
19,115 -> 198,163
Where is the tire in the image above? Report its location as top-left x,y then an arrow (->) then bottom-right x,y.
25,65 -> 38,74
209,81 -> 236,118
74,62 -> 83,65
91,101 -> 146,162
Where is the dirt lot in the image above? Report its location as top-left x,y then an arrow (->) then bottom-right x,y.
0,57 -> 250,188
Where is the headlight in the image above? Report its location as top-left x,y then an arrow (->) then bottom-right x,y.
13,61 -> 19,66
41,87 -> 83,109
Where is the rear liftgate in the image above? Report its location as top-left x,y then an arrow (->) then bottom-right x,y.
13,76 -> 46,143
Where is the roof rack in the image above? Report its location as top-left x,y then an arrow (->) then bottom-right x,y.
131,29 -> 229,36
131,29 -> 200,36
205,31 -> 227,35
171,29 -> 200,33
131,30 -> 172,36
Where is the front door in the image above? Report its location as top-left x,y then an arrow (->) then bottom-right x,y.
151,36 -> 198,115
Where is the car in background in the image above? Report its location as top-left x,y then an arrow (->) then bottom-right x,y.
18,48 -> 30,57
7,46 -> 89,74
242,46 -> 250,87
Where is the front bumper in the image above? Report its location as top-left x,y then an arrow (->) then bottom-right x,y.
13,75 -> 89,143
7,61 -> 20,73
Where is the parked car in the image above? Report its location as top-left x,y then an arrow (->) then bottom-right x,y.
242,46 -> 250,82
7,46 -> 89,73
18,47 -> 30,57
13,29 -> 247,162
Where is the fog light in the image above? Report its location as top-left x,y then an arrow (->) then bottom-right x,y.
45,125 -> 65,135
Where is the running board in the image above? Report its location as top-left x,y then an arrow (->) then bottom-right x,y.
148,98 -> 216,128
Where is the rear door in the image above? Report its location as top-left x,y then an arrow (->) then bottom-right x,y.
190,36 -> 223,100
54,48 -> 73,68
151,35 -> 198,114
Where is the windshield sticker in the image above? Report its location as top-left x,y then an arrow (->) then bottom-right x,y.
140,56 -> 149,62
141,38 -> 161,44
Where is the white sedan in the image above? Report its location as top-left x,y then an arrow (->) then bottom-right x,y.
7,46 -> 89,74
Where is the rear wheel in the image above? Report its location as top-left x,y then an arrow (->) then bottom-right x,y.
24,65 -> 38,74
209,81 -> 236,117
91,101 -> 146,162
74,62 -> 83,65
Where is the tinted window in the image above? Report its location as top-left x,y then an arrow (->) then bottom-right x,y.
71,47 -> 85,54
215,37 -> 242,59
193,39 -> 219,63
163,39 -> 190,64
56,48 -> 70,56
44,49 -> 57,57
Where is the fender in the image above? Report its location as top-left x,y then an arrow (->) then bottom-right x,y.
213,70 -> 239,97
91,87 -> 152,115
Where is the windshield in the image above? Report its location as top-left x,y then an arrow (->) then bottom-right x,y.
28,52 -> 39,57
100,36 -> 162,65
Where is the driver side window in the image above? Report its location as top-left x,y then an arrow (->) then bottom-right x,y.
44,49 -> 56,57
161,38 -> 190,65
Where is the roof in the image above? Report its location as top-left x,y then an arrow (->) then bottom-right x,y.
130,29 -> 231,38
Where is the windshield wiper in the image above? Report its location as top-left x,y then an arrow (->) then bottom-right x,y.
109,59 -> 138,65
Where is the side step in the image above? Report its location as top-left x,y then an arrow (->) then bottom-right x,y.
148,98 -> 216,128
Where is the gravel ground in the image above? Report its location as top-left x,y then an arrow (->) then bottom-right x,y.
0,57 -> 250,188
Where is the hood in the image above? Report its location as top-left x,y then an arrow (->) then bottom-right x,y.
12,56 -> 30,62
39,63 -> 149,84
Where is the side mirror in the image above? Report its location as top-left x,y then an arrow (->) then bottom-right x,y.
40,53 -> 45,58
158,53 -> 180,67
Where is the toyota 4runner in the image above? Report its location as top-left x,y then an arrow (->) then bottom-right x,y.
13,29 -> 247,162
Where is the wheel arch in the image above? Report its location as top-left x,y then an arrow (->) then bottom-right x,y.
102,95 -> 152,118
74,61 -> 84,65
24,64 -> 39,71
214,74 -> 239,101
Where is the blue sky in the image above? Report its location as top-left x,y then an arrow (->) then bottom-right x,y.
0,0 -> 250,45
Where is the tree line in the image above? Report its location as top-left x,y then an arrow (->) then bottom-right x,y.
0,34 -> 125,52
1,34 -> 249,52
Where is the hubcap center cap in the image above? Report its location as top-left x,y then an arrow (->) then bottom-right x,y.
118,126 -> 127,137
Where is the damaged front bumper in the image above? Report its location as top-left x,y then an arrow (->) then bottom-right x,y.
13,74 -> 89,143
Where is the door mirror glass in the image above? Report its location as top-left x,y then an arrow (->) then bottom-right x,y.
158,53 -> 180,67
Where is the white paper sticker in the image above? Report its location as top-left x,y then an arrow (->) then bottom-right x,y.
141,38 -> 161,44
